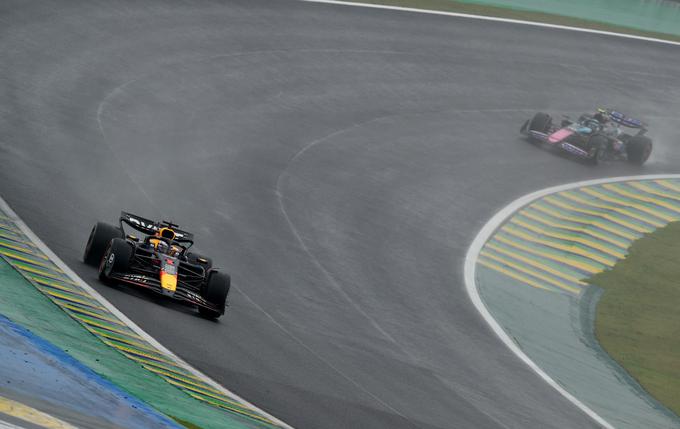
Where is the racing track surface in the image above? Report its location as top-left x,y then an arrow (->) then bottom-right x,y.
2,1 -> 680,428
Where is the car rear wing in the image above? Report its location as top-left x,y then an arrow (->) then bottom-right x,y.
119,211 -> 194,244
608,110 -> 647,130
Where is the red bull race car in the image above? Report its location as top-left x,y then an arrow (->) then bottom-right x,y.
83,212 -> 230,319
520,108 -> 653,165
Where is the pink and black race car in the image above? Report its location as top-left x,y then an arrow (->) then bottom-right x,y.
520,108 -> 653,165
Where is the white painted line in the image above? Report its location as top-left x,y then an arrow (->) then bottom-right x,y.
300,0 -> 680,47
464,174 -> 680,429
0,196 -> 293,429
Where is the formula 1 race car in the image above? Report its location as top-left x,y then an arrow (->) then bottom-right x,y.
520,108 -> 653,165
83,212 -> 230,319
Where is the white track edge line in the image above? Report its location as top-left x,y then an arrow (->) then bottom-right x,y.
300,0 -> 680,47
0,195 -> 294,429
464,174 -> 680,429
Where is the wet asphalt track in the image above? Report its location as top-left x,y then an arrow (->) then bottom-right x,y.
2,1 -> 680,428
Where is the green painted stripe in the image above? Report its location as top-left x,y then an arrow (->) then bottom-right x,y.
0,248 -> 51,266
111,343 -> 178,365
85,325 -> 150,348
521,207 -> 631,249
592,186 -> 679,221
30,276 -> 88,296
64,303 -> 127,327
511,215 -> 627,257
629,181 -> 680,203
548,194 -> 654,233
617,182 -> 680,212
76,316 -> 142,339
481,249 -> 582,294
0,230 -> 32,244
10,260 -> 65,278
186,392 -> 276,426
485,241 -> 587,282
96,332 -> 164,355
145,368 -> 231,400
492,233 -> 605,273
128,356 -> 204,383
532,200 -> 640,240
165,379 -> 249,411
0,236 -> 38,252
571,189 -> 667,227
503,224 -> 618,266
36,286 -> 104,309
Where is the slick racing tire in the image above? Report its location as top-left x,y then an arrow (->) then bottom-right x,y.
529,112 -> 552,133
99,238 -> 132,284
186,252 -> 213,271
626,136 -> 653,165
587,135 -> 608,165
199,271 -> 230,319
84,222 -> 123,266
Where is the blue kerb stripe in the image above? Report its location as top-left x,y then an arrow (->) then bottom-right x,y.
0,314 -> 183,429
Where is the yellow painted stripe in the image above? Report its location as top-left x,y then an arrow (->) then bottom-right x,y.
0,240 -> 39,256
494,235 -> 601,274
582,187 -> 675,223
61,303 -> 124,325
521,209 -> 629,249
656,180 -> 680,194
112,343 -> 176,365
0,249 -> 53,267
186,392 -> 276,425
92,330 -> 159,354
151,369 -> 229,399
502,225 -> 615,266
84,325 -> 150,348
0,230 -> 33,244
547,195 -> 653,233
481,251 -> 581,294
478,259 -> 555,292
166,379 -> 246,409
144,366 -> 220,393
31,277 -> 90,297
21,267 -> 70,284
486,242 -> 586,284
531,202 -> 637,240
76,317 -> 142,339
511,218 -> 626,259
628,181 -> 680,203
42,289 -> 105,310
0,395 -> 77,429
604,183 -> 680,214
10,261 -> 65,277
124,354 -> 200,381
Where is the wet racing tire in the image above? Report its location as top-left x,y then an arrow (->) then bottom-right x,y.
529,112 -> 552,133
626,136 -> 653,165
98,238 -> 132,284
199,271 -> 230,319
84,222 -> 123,266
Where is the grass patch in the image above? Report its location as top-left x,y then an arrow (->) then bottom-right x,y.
589,221 -> 680,417
335,0 -> 680,43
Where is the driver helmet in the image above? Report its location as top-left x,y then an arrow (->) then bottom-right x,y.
593,109 -> 609,124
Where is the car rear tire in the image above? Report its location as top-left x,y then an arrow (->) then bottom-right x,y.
626,136 -> 653,165
199,271 -> 230,319
98,238 -> 132,284
84,222 -> 123,266
529,112 -> 552,133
